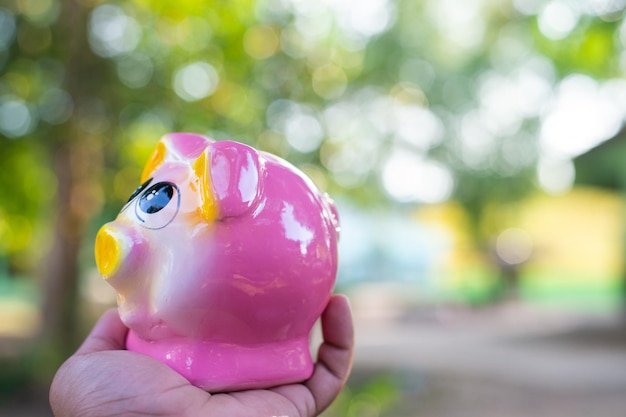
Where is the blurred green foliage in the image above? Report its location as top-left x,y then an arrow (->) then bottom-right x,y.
1,0 -> 625,256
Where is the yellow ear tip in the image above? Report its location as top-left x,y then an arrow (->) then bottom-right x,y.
95,226 -> 121,279
141,141 -> 167,183
193,150 -> 218,223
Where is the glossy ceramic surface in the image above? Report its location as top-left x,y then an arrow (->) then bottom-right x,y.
94,133 -> 340,392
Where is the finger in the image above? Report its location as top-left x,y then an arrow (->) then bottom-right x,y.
306,294 -> 354,414
75,308 -> 128,355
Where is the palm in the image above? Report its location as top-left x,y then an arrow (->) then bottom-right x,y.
50,295 -> 353,417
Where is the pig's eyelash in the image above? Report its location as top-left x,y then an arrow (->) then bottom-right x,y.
121,178 -> 153,212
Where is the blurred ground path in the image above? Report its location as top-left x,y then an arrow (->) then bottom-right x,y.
349,301 -> 626,416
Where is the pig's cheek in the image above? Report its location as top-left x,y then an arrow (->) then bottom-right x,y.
111,240 -> 156,333
151,251 -> 208,325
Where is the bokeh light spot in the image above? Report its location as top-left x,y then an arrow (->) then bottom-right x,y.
0,8 -> 17,50
17,25 -> 52,54
326,0 -> 395,40
244,24 -> 280,59
89,4 -> 141,58
382,149 -> 453,204
173,62 -> 219,102
39,88 -> 73,125
267,100 -> 325,154
427,0 -> 485,50
17,0 -> 60,26
496,228 -> 534,265
116,53 -> 154,88
540,75 -> 622,158
285,111 -> 324,153
312,64 -> 348,99
537,157 -> 575,195
538,1 -> 580,40
0,95 -> 36,138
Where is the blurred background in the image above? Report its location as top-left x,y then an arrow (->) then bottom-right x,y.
1,0 -> 626,415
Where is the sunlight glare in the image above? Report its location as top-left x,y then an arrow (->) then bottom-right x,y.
382,149 -> 453,204
540,75 -> 623,158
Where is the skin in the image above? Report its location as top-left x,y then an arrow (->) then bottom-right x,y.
49,295 -> 354,417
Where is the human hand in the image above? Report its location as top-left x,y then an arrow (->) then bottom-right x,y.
49,294 -> 354,417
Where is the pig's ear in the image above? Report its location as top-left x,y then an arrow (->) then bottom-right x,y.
193,141 -> 263,221
143,133 -> 213,183
141,141 -> 167,183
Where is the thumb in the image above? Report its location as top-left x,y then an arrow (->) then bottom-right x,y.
75,309 -> 128,355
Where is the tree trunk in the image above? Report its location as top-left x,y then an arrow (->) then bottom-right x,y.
38,0 -> 107,359
41,144 -> 82,355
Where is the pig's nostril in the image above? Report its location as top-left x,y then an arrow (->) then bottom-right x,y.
95,226 -> 122,279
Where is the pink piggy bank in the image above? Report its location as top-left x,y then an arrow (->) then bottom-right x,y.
94,133 -> 340,392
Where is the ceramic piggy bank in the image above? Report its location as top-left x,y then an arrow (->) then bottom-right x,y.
94,133 -> 340,392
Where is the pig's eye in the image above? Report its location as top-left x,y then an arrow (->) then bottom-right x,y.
134,181 -> 180,229
139,182 -> 175,214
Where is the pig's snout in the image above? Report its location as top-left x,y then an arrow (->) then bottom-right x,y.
95,224 -> 142,280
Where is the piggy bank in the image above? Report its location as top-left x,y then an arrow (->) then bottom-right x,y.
94,133 -> 340,392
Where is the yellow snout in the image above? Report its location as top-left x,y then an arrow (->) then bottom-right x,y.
95,225 -> 124,279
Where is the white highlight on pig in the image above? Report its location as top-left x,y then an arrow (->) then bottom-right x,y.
281,203 -> 314,255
